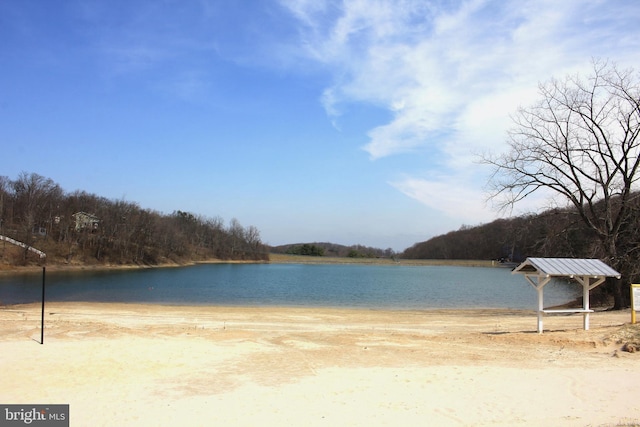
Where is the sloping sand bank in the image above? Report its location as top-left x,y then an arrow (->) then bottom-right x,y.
1,303 -> 638,426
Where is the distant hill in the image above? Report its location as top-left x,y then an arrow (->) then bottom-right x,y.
270,242 -> 396,259
401,207 -> 598,261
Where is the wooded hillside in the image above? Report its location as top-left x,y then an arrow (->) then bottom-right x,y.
402,197 -> 639,286
0,172 -> 268,267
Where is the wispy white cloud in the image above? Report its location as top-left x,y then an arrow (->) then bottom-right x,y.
390,175 -> 494,223
280,0 -> 640,222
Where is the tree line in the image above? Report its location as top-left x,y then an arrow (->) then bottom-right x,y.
0,172 -> 268,266
284,243 -> 326,256
401,201 -> 639,265
271,242 -> 396,259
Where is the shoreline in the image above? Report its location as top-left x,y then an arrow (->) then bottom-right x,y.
267,253 -> 499,267
2,300 -> 630,330
0,258 -> 267,275
2,301 -> 634,349
0,254 -> 501,275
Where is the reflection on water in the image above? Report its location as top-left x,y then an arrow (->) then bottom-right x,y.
0,263 -> 580,310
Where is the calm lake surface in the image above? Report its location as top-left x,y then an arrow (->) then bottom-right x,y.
0,263 -> 581,310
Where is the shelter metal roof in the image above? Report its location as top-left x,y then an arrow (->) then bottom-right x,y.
512,258 -> 621,278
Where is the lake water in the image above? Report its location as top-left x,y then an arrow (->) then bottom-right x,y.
0,263 -> 581,310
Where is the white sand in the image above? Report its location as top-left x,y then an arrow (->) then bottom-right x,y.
1,303 -> 638,426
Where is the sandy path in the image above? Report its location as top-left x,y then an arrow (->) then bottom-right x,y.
1,303 -> 638,426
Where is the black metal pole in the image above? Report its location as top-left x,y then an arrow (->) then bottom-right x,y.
41,266 -> 45,345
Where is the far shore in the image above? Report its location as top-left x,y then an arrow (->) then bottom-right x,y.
0,253 -> 500,275
267,253 -> 498,267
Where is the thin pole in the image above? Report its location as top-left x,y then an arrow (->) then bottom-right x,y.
41,266 -> 45,345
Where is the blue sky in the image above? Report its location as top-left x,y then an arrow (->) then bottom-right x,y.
2,1 -> 640,251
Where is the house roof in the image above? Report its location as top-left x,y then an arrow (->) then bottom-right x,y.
512,257 -> 621,278
72,211 -> 99,220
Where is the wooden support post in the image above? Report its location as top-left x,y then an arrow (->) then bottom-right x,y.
631,284 -> 639,324
525,274 -> 551,334
583,280 -> 590,331
573,276 -> 605,331
537,284 -> 544,334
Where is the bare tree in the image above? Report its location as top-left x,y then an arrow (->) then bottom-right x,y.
0,175 -> 9,234
12,172 -> 63,259
483,60 -> 640,308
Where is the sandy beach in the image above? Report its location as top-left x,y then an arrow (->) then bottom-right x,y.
1,302 -> 639,426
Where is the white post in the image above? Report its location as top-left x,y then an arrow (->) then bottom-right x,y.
583,279 -> 590,331
525,274 -> 551,334
537,285 -> 544,334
